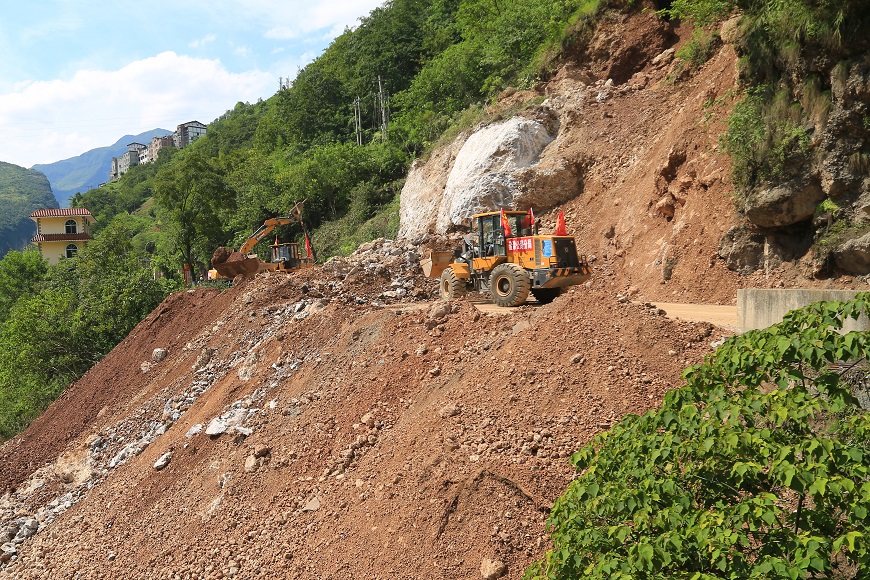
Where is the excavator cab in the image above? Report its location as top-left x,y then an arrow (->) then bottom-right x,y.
270,241 -> 302,269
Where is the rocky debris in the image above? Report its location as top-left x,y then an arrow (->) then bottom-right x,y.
320,238 -> 429,305
206,407 -> 255,437
151,348 -> 168,363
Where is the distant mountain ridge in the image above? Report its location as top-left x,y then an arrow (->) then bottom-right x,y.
0,162 -> 58,257
32,129 -> 171,207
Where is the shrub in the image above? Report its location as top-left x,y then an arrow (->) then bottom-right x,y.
527,294 -> 870,579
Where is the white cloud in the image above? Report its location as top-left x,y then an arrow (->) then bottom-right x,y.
189,34 -> 217,49
0,52 -> 274,168
234,0 -> 384,39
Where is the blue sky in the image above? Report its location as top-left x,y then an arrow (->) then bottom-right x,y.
0,0 -> 384,168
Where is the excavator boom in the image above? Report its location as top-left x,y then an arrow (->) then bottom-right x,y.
211,201 -> 307,279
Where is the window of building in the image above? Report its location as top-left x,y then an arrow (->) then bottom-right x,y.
65,219 -> 78,234
66,244 -> 79,259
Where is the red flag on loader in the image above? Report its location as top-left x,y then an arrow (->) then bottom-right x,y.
555,211 -> 567,236
529,207 -> 535,228
304,234 -> 313,259
501,208 -> 512,237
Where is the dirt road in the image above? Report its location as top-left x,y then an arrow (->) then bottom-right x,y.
651,302 -> 738,330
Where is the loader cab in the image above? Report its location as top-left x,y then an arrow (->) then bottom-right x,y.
471,211 -> 531,257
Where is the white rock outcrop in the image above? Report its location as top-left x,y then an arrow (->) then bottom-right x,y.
398,113 -> 559,239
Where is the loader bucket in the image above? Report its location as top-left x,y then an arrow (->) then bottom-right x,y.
212,252 -> 263,278
421,251 -> 455,279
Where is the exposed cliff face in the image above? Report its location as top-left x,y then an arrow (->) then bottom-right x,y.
722,21 -> 870,277
400,8 -> 747,303
400,7 -> 870,292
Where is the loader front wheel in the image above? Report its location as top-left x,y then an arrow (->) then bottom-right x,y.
440,267 -> 467,301
490,263 -> 531,307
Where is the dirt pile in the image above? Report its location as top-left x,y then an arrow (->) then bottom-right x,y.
0,251 -> 724,578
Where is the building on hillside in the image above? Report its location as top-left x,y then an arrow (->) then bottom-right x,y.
29,208 -> 95,264
174,121 -> 207,149
110,157 -> 120,181
110,143 -> 146,181
148,135 -> 175,163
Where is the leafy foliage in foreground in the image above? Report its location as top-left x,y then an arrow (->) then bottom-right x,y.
527,295 -> 870,579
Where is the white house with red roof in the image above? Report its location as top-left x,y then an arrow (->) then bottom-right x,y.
29,208 -> 96,264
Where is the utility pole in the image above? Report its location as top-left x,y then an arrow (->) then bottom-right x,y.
376,75 -> 390,140
353,97 -> 363,145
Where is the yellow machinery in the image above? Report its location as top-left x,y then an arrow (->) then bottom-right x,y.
422,210 -> 591,306
210,201 -> 313,279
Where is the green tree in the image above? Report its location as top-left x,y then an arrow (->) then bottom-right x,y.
0,249 -> 47,321
153,149 -> 235,270
528,295 -> 870,579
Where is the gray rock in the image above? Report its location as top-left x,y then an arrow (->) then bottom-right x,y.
480,558 -> 507,579
301,496 -> 321,512
205,418 -> 228,436
834,232 -> 870,274
152,348 -> 168,363
718,225 -> 765,274
185,424 -> 203,438
744,180 -> 825,228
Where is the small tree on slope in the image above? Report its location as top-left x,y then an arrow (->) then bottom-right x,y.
526,294 -> 870,579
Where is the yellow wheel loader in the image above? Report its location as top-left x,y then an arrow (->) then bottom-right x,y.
209,201 -> 314,279
422,210 -> 591,307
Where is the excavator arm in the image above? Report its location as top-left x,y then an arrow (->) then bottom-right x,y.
237,202 -> 305,255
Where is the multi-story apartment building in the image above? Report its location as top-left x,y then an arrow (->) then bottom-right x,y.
110,121 -> 208,181
148,135 -> 175,163
173,121 -> 207,149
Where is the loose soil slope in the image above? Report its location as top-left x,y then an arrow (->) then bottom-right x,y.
1,257 -> 720,578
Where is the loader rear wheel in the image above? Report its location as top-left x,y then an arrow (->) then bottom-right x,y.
490,263 -> 531,307
531,287 -> 562,304
440,267 -> 467,301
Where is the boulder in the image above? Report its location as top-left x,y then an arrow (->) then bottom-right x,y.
434,115 -> 558,233
718,225 -> 765,274
398,111 -> 563,238
834,232 -> 870,274
744,180 -> 825,228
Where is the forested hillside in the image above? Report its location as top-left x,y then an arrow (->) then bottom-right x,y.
0,162 -> 58,257
72,0 -> 600,266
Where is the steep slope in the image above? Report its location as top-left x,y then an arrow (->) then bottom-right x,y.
32,129 -> 171,207
0,162 -> 58,257
4,7 -> 867,580
0,245 -> 720,578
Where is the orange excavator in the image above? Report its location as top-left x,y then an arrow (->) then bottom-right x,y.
209,201 -> 313,279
